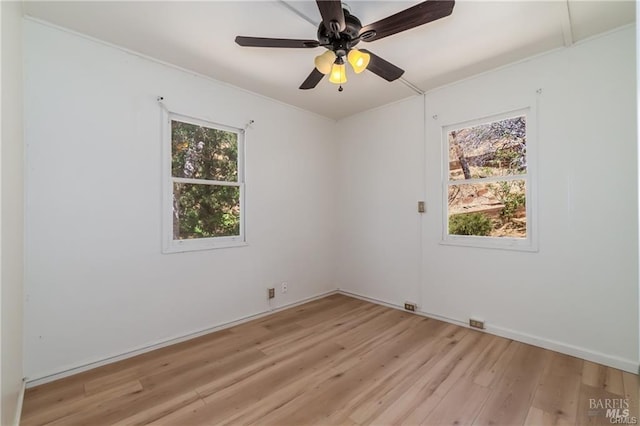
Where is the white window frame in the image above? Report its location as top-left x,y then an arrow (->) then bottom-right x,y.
162,110 -> 246,253
441,107 -> 537,252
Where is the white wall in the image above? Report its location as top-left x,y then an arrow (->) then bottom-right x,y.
23,15 -> 638,381
337,26 -> 639,372
1,1 -> 25,424
336,95 -> 425,306
23,20 -> 337,381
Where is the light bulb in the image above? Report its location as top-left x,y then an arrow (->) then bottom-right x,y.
347,49 -> 370,74
314,50 -> 336,75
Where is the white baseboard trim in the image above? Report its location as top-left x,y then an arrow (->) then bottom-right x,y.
25,288 -> 640,387
487,324 -> 639,374
338,289 -> 470,328
26,289 -> 338,388
13,379 -> 26,426
338,289 -> 640,374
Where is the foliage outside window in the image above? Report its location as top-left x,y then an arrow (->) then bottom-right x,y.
443,110 -> 534,250
164,113 -> 244,252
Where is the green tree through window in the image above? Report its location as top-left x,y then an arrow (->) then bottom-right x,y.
171,119 -> 241,240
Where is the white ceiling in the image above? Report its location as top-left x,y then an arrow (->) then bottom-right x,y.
23,0 -> 635,120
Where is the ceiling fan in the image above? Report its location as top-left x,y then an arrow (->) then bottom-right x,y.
235,0 -> 455,91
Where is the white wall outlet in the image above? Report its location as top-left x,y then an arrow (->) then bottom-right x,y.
281,282 -> 288,294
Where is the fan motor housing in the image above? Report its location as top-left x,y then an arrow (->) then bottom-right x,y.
317,9 -> 362,54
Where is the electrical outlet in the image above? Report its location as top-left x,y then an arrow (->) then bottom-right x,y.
267,288 -> 275,299
281,282 -> 288,294
404,302 -> 417,312
469,318 -> 485,330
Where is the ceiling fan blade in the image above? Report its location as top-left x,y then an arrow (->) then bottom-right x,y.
299,68 -> 325,90
359,0 -> 454,42
235,36 -> 320,48
316,0 -> 346,33
360,49 -> 405,82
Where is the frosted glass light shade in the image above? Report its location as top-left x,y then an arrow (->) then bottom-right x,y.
314,50 -> 336,75
347,49 -> 370,74
329,62 -> 347,84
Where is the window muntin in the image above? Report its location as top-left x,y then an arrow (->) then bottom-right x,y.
443,110 -> 533,250
164,113 -> 245,252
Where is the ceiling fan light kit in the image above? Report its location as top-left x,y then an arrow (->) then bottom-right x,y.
235,0 -> 455,91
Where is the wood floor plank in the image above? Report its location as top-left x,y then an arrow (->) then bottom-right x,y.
193,307 -> 395,402
363,327 -> 479,425
582,360 -> 607,387
80,326 -> 256,397
524,406 -> 574,426
623,371 -> 640,418
605,367 -> 626,396
473,339 -> 519,388
145,397 -> 207,426
138,344 -> 266,393
422,379 -> 492,425
110,391 -> 202,426
220,316 -> 430,426
472,343 -> 550,426
21,380 -> 144,426
433,331 -> 494,399
576,383 -> 627,426
195,342 -> 346,424
325,319 -> 457,424
530,352 -> 583,425
20,382 -> 85,419
257,302 -> 385,356
20,295 -> 639,426
583,360 -> 629,398
70,348 -> 267,425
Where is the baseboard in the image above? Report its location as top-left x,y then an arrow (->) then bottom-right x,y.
338,289 -> 640,374
13,379 -> 26,426
487,325 -> 639,374
338,289 -> 469,328
26,289 -> 338,388
25,287 -> 640,387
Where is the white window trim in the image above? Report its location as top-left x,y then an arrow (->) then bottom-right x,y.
440,107 -> 538,252
162,110 -> 246,253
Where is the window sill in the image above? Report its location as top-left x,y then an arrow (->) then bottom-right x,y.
162,239 -> 248,254
440,236 -> 538,252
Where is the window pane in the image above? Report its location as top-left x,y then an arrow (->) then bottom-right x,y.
448,116 -> 526,181
448,180 -> 526,238
173,183 -> 240,240
172,120 -> 238,181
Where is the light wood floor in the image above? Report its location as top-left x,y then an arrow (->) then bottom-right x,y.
22,294 -> 639,426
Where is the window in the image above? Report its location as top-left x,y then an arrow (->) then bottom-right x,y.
442,109 -> 535,250
163,113 -> 245,253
